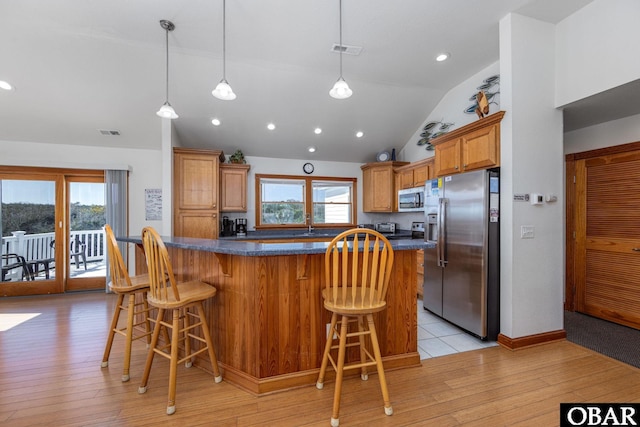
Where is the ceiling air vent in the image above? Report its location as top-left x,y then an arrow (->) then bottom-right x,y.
331,43 -> 363,56
99,129 -> 121,136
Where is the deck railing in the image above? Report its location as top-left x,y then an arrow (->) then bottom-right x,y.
1,229 -> 106,265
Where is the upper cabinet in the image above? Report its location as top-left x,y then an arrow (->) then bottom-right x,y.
394,157 -> 434,189
220,163 -> 250,212
173,148 -> 225,239
174,148 -> 224,211
432,111 -> 505,177
361,161 -> 408,212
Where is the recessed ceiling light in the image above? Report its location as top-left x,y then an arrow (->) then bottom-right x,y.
356,131 -> 364,138
436,53 -> 450,62
267,123 -> 276,130
308,146 -> 317,153
314,128 -> 322,135
0,80 -> 14,91
211,118 -> 221,126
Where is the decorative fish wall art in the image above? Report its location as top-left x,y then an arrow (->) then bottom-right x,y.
465,74 -> 500,115
416,74 -> 500,150
417,120 -> 454,151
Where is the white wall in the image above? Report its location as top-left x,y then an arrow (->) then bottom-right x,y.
564,112 -> 640,154
213,154 -> 429,232
399,61 -> 501,163
394,0 -> 640,341
0,139 -> 163,265
397,15 -> 566,340
160,119 -> 174,235
500,14 -> 564,338
555,0 -> 640,107
219,155 -> 369,230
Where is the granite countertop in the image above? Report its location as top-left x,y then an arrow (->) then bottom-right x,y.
118,235 -> 431,257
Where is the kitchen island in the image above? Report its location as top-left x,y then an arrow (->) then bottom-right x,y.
120,235 -> 430,395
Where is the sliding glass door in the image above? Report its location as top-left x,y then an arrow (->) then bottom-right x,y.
66,176 -> 106,291
0,167 -> 106,296
0,174 -> 63,296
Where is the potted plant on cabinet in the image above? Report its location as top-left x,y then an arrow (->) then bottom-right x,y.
229,149 -> 246,164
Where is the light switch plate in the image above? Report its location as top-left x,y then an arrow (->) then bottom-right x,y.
521,225 -> 535,239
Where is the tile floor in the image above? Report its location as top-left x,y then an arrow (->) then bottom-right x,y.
417,299 -> 498,360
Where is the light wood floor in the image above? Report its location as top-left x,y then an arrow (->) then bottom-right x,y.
1,292 -> 639,426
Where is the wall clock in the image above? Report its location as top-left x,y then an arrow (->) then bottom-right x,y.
303,162 -> 314,174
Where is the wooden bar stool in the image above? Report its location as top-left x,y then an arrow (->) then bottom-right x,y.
316,229 -> 395,427
138,226 -> 222,415
101,224 -> 153,382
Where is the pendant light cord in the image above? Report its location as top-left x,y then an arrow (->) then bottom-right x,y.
222,0 -> 227,80
165,27 -> 170,102
339,0 -> 343,79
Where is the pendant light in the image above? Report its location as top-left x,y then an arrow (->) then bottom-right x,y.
212,0 -> 236,100
329,0 -> 352,100
156,20 -> 178,119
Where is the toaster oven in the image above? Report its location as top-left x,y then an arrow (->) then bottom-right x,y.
375,222 -> 396,234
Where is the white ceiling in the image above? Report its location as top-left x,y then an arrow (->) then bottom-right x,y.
0,0 -> 594,163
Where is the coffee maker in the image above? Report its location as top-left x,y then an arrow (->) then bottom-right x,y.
236,218 -> 247,237
221,216 -> 235,237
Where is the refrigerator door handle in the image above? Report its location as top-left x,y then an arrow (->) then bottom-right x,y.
438,198 -> 448,266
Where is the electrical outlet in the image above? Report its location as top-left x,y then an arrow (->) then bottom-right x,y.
521,225 -> 535,239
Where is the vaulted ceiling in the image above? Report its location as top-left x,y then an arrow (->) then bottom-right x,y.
0,0 -> 594,163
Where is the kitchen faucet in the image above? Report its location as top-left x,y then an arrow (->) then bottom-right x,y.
306,213 -> 314,234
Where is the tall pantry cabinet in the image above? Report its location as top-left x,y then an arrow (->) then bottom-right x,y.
173,148 -> 225,239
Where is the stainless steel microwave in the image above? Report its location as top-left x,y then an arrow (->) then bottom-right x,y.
398,187 -> 424,212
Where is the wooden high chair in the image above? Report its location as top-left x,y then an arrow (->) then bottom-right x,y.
101,224 -> 153,382
316,228 -> 395,427
138,226 -> 222,415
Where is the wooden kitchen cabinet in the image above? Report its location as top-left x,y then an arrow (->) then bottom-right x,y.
413,159 -> 433,186
394,157 -> 434,189
434,138 -> 462,176
397,168 -> 415,190
175,211 -> 219,239
220,163 -> 250,212
432,111 -> 505,177
173,147 -> 225,238
361,161 -> 408,212
416,249 -> 424,298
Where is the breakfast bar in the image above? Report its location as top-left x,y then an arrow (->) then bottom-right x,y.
120,235 -> 430,395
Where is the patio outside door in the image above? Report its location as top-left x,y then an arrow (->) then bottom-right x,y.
0,168 -> 106,297
66,176 -> 107,291
0,175 -> 63,296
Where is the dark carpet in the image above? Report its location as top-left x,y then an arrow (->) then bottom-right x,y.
564,311 -> 640,369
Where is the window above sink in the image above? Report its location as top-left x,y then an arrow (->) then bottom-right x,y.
256,174 -> 356,229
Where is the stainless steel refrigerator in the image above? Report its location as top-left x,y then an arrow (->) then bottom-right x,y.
423,168 -> 499,340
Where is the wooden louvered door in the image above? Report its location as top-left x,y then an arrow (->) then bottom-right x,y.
575,152 -> 640,329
